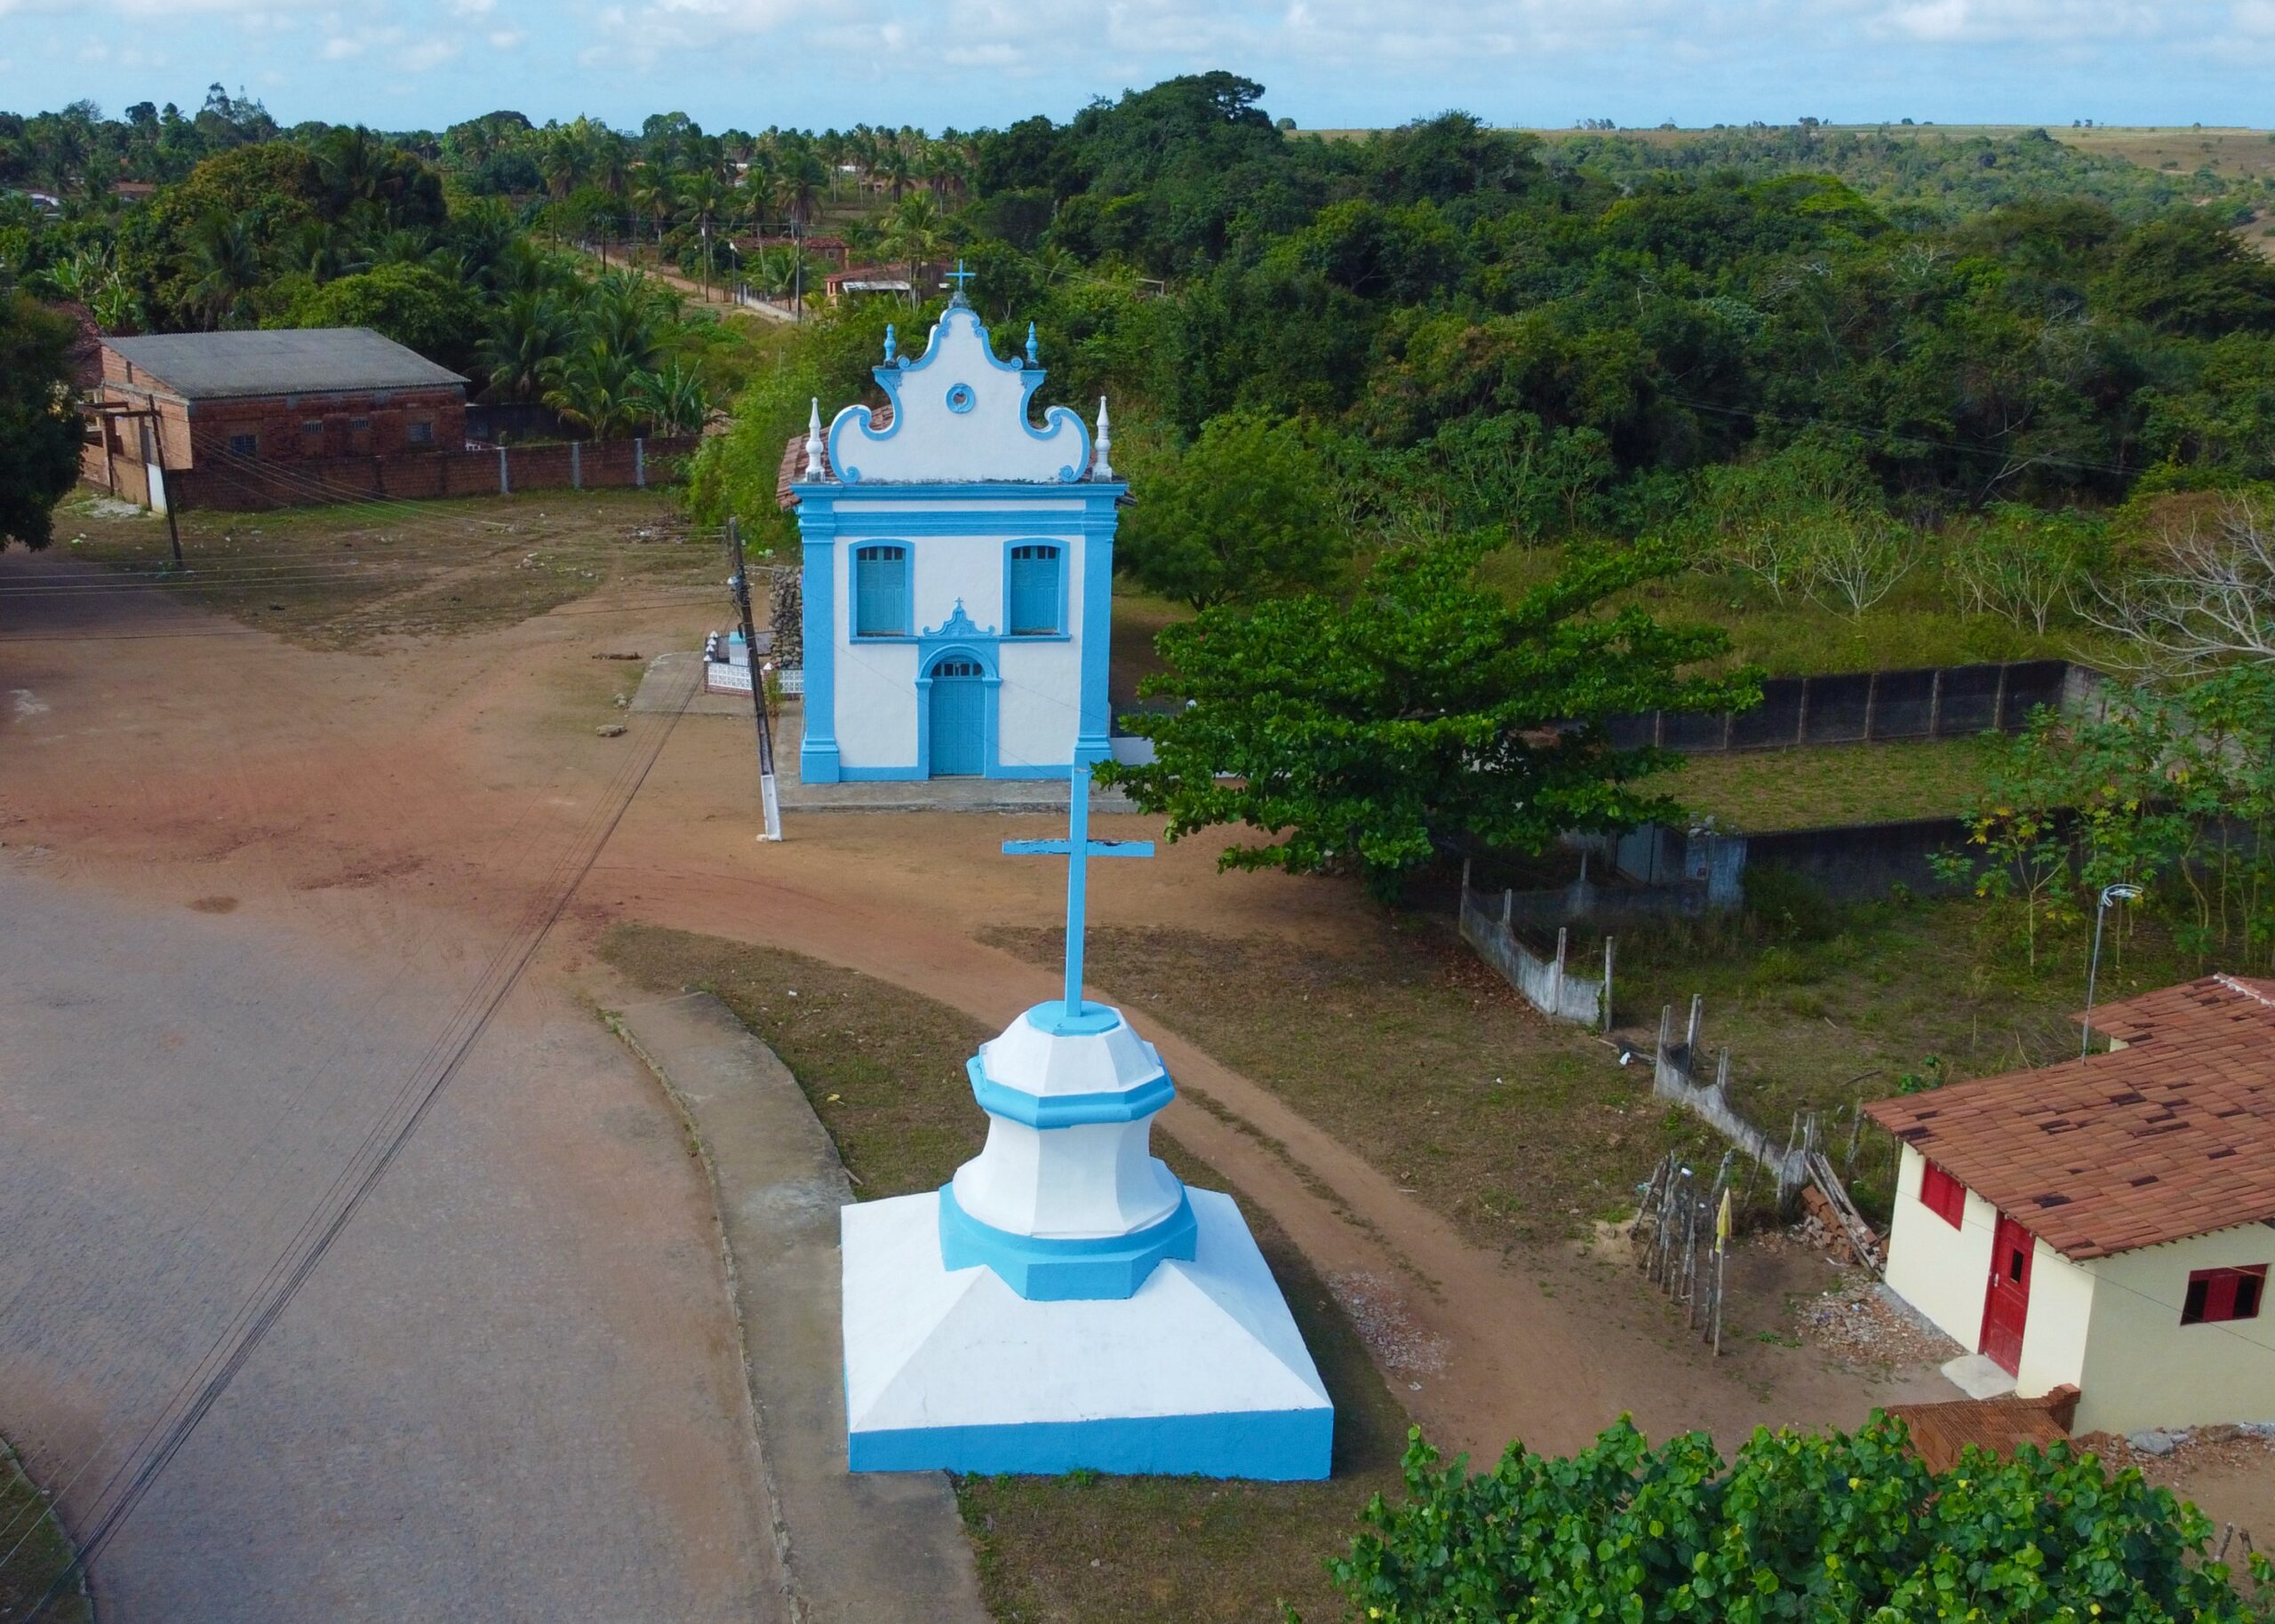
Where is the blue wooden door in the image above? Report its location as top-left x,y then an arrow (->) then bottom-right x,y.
929,657 -> 985,776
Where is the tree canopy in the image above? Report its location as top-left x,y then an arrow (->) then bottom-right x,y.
1312,1416 -> 2271,1623
0,291 -> 82,551
1099,533 -> 1757,897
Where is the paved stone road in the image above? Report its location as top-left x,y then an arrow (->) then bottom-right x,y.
0,865 -> 786,1621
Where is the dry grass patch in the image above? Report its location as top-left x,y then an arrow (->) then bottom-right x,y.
980,920 -> 1678,1246
597,923 -> 1410,1624
57,489 -> 717,648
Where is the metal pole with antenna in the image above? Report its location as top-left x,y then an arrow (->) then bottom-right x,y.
726,517 -> 784,841
2081,881 -> 2143,1056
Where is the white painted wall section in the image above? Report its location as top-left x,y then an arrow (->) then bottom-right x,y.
2014,1238 -> 2095,1400
1883,1144 -> 1997,1351
2075,1224 -> 2275,1435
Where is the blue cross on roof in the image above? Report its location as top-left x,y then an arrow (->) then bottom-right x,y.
1003,761 -> 1152,1032
944,260 -> 976,304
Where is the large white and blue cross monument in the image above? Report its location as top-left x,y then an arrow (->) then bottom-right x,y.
838,760 -> 1335,1477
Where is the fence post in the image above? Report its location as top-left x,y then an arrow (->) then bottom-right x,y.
499,446 -> 510,496
571,440 -> 583,490
1460,856 -> 1473,913
635,438 -> 646,488
1794,674 -> 1810,744
1656,1003 -> 1673,1078
1685,993 -> 1704,1063
1501,888 -> 1513,933
1928,667 -> 1944,739
1551,927 -> 1568,1015
1992,662 -> 2011,730
1601,936 -> 1616,1032
1863,670 -> 1879,740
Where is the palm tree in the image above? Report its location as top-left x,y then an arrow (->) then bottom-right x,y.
188,211 -> 259,329
880,193 -> 946,291
480,291 -> 574,402
783,149 -> 827,226
630,362 -> 709,434
628,175 -> 671,248
678,171 -> 729,299
544,338 -> 648,440
877,141 -> 912,203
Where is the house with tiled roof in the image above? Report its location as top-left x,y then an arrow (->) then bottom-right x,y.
1866,975 -> 2275,1436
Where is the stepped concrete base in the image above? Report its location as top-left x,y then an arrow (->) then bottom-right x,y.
842,1189 -> 1333,1479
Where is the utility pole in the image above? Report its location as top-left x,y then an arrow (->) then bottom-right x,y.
726,518 -> 784,841
792,218 -> 802,322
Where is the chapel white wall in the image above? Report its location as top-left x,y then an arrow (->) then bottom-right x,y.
2074,1223 -> 2275,1435
1884,1143 -> 1997,1351
827,525 -> 1088,772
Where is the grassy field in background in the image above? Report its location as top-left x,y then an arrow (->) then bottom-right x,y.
58,488 -> 718,648
0,1440 -> 89,1624
597,924 -> 1409,1624
1647,736 -> 2003,832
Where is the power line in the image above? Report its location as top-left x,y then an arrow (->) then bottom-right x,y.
14,668 -> 703,1619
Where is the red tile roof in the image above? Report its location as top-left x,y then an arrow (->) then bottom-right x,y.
1865,975 -> 2275,1260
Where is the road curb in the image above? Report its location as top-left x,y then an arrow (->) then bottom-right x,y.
609,992 -> 990,1624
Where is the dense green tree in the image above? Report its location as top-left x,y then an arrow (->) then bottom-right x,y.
1114,410 -> 1348,608
0,291 -> 82,550
1310,1416 -> 2271,1622
282,262 -> 482,371
1100,533 -> 1755,898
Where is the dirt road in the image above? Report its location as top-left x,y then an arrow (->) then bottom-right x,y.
1,526 -> 1961,1497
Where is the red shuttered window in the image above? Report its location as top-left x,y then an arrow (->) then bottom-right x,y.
1920,1160 -> 1966,1229
2182,1265 -> 2266,1325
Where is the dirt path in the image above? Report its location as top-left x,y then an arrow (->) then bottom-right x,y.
3,541 -> 1963,1477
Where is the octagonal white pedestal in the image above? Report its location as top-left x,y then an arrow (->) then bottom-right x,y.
842,1186 -> 1333,1478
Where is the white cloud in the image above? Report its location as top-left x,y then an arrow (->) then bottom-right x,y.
488,27 -> 524,47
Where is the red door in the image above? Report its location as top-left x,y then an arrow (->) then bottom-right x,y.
1979,1214 -> 2034,1375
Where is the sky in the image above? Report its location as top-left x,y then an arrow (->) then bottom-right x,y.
0,0 -> 2266,134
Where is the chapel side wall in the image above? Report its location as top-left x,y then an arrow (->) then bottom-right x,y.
2074,1225 -> 2275,1435
2014,1239 -> 2094,1400
1884,1144 -> 1997,1351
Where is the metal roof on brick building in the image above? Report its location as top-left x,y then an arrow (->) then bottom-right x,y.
104,328 -> 467,401
1866,975 -> 2275,1260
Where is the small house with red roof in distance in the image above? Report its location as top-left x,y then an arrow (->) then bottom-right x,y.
1866,975 -> 2275,1437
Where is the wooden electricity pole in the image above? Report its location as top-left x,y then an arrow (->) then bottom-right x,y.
725,518 -> 783,841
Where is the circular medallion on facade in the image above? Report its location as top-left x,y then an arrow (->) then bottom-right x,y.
945,383 -> 978,414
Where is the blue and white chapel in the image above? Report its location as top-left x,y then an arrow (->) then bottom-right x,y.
788,271 -> 1122,782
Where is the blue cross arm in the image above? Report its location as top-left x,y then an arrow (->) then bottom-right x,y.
1001,840 -> 1155,857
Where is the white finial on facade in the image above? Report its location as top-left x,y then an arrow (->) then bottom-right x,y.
804,397 -> 825,479
1094,396 -> 1113,480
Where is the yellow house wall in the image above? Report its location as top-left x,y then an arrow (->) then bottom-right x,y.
2073,1224 -> 2275,1436
2014,1238 -> 2095,1399
1884,1144 -> 1996,1352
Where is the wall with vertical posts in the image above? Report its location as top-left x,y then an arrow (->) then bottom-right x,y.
1456,862 -> 1613,1028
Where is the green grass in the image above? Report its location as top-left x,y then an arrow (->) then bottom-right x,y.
597,924 -> 1409,1624
1645,736 -> 2003,832
57,488 -> 718,647
0,1439 -> 89,1624
1595,890 -> 2211,1225
1472,544 -> 2121,678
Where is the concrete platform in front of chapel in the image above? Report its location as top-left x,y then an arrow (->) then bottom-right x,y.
842,1187 -> 1333,1479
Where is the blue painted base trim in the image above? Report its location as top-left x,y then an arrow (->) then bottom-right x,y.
817,760 -> 1082,783
799,742 -> 842,783
968,1053 -> 1173,1127
938,1182 -> 1195,1301
849,1405 -> 1333,1480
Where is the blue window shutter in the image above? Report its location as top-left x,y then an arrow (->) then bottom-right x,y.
855,545 -> 906,636
1008,545 -> 1058,634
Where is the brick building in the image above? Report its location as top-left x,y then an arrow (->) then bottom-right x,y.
83,328 -> 467,511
